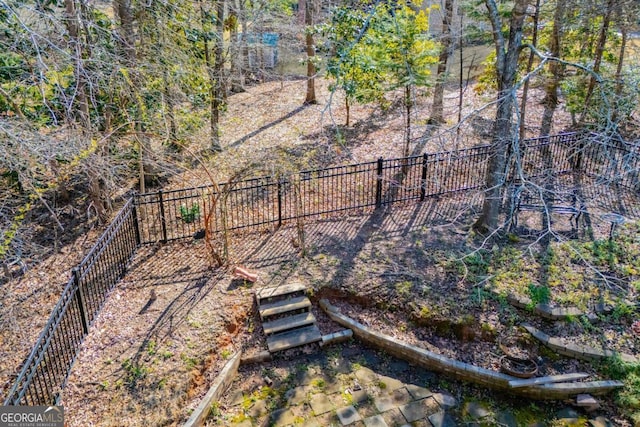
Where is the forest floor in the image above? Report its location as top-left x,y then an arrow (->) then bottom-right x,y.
2,78 -> 639,426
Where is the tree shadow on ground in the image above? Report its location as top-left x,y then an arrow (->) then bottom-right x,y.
228,105 -> 310,149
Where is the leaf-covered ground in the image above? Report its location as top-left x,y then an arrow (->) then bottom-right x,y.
3,77 -> 638,425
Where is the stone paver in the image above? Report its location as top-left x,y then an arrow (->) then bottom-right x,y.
332,357 -> 353,374
310,393 -> 335,415
350,389 -> 371,405
374,388 -> 412,412
589,416 -> 613,427
398,397 -> 439,422
464,401 -> 491,419
355,401 -> 379,419
296,369 -> 315,385
428,411 -> 457,427
355,367 -> 378,384
363,414 -> 388,427
285,385 -> 309,405
325,378 -> 344,394
432,392 -> 457,408
337,406 -> 362,425
377,375 -> 405,392
270,408 -> 297,427
247,399 -> 267,418
229,389 -> 244,406
381,407 -> 408,426
405,384 -> 432,400
290,403 -> 309,419
315,412 -> 340,426
496,410 -> 518,427
303,418 -> 322,427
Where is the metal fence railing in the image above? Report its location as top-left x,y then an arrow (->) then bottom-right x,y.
3,200 -> 139,405
4,131 -> 639,406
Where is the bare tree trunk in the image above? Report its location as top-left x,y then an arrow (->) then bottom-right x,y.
212,0 -> 226,150
304,0 -> 317,105
539,0 -> 564,137
456,13 -> 463,145
345,97 -> 350,126
199,0 -> 223,152
162,68 -> 178,147
579,0 -> 614,124
429,0 -> 454,125
473,0 -> 528,234
612,16 -> 627,124
64,0 -> 89,127
229,3 -> 245,93
114,0 -> 136,64
404,85 -> 412,158
518,0 -> 540,140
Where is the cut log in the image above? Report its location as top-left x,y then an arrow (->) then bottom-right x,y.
509,373 -> 590,388
233,266 -> 258,282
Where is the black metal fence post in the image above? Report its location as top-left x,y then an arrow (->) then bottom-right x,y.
158,190 -> 168,243
277,178 -> 283,227
131,201 -> 141,246
420,153 -> 428,201
72,268 -> 89,335
375,158 -> 383,207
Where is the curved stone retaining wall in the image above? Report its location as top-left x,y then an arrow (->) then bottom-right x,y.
522,323 -> 638,364
319,299 -> 623,400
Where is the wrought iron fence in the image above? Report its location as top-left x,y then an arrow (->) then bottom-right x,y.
133,145 -> 496,244
3,200 -> 139,405
4,131 -> 639,406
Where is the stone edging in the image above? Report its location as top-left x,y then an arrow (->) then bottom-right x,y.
521,323 -> 639,364
319,299 -> 624,400
486,287 -> 584,320
183,351 -> 242,427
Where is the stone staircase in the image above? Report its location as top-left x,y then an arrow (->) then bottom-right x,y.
256,282 -> 322,353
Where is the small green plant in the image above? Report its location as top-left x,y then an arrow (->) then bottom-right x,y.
220,348 -> 232,360
311,378 -> 326,389
527,283 -> 550,307
180,353 -> 199,369
121,358 -> 150,387
600,356 -> 640,422
99,380 -> 109,391
395,281 -> 413,298
146,340 -> 157,356
187,316 -> 202,328
610,299 -> 637,322
341,390 -> 354,405
179,203 -> 200,223
209,401 -> 221,419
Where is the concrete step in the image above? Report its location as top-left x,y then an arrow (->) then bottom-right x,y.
267,325 -> 322,353
262,312 -> 317,335
256,282 -> 307,304
259,296 -> 311,319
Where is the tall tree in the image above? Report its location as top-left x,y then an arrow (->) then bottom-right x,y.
539,0 -> 564,137
428,0 -> 454,125
518,0 -> 539,139
212,0 -> 226,149
473,0 -> 529,233
304,0 -> 317,104
64,0 -> 89,127
370,0 -> 438,157
578,0 -> 614,124
198,0 -> 224,151
322,6 -> 385,126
